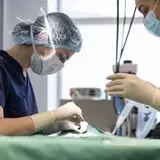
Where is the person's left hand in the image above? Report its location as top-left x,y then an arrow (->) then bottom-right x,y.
57,120 -> 79,131
105,73 -> 158,106
57,120 -> 88,133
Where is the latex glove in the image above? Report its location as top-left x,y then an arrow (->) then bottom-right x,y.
42,119 -> 80,135
105,73 -> 160,109
57,120 -> 88,133
57,120 -> 80,131
53,102 -> 84,123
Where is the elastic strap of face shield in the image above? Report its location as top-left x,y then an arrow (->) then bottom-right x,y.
40,7 -> 55,47
30,24 -> 39,56
30,20 -> 55,54
30,24 -> 52,57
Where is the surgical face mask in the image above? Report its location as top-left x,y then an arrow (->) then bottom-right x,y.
143,0 -> 160,37
30,52 -> 64,75
29,23 -> 64,75
143,11 -> 160,37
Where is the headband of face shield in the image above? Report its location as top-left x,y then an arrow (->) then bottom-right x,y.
143,0 -> 160,37
11,12 -> 82,52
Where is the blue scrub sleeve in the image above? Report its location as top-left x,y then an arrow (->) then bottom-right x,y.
0,68 -> 8,108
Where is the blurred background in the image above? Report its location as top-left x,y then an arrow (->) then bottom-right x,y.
0,0 -> 160,125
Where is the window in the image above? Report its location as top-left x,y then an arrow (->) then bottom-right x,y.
60,0 -> 142,18
49,0 -> 160,100
61,23 -> 160,99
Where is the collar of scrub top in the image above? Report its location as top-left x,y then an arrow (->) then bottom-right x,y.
0,50 -> 28,83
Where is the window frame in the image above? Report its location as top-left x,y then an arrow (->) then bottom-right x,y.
59,0 -> 142,18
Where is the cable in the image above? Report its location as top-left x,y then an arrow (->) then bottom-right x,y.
121,0 -> 127,51
113,0 -> 121,117
113,0 -> 127,115
113,4 -> 137,136
115,0 -> 120,73
118,7 -> 137,67
116,0 -> 127,73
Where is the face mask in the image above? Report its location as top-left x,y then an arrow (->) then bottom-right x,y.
30,52 -> 64,75
143,11 -> 160,37
143,0 -> 160,37
29,24 -> 64,75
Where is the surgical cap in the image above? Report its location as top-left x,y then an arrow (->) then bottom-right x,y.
11,12 -> 82,52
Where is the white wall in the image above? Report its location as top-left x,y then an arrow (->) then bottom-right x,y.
2,0 -> 58,112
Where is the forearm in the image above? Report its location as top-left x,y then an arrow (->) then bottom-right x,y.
0,111 -> 57,136
0,117 -> 35,136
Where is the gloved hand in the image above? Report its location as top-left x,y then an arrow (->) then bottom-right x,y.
57,120 -> 80,131
53,102 -> 84,123
30,102 -> 84,134
57,120 -> 88,133
43,120 -> 88,135
105,73 -> 160,109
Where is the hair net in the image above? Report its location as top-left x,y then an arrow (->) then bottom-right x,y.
11,10 -> 82,52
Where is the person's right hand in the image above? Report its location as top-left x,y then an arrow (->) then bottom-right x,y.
53,102 -> 84,123
105,73 -> 158,106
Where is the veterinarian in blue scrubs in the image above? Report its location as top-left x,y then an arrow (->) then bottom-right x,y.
0,12 -> 84,136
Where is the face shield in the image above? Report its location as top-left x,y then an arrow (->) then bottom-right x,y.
30,8 -> 56,55
29,9 -> 64,75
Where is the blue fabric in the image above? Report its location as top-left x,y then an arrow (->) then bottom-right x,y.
0,50 -> 38,118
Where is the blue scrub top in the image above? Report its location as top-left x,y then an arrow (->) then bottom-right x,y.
0,50 -> 38,118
